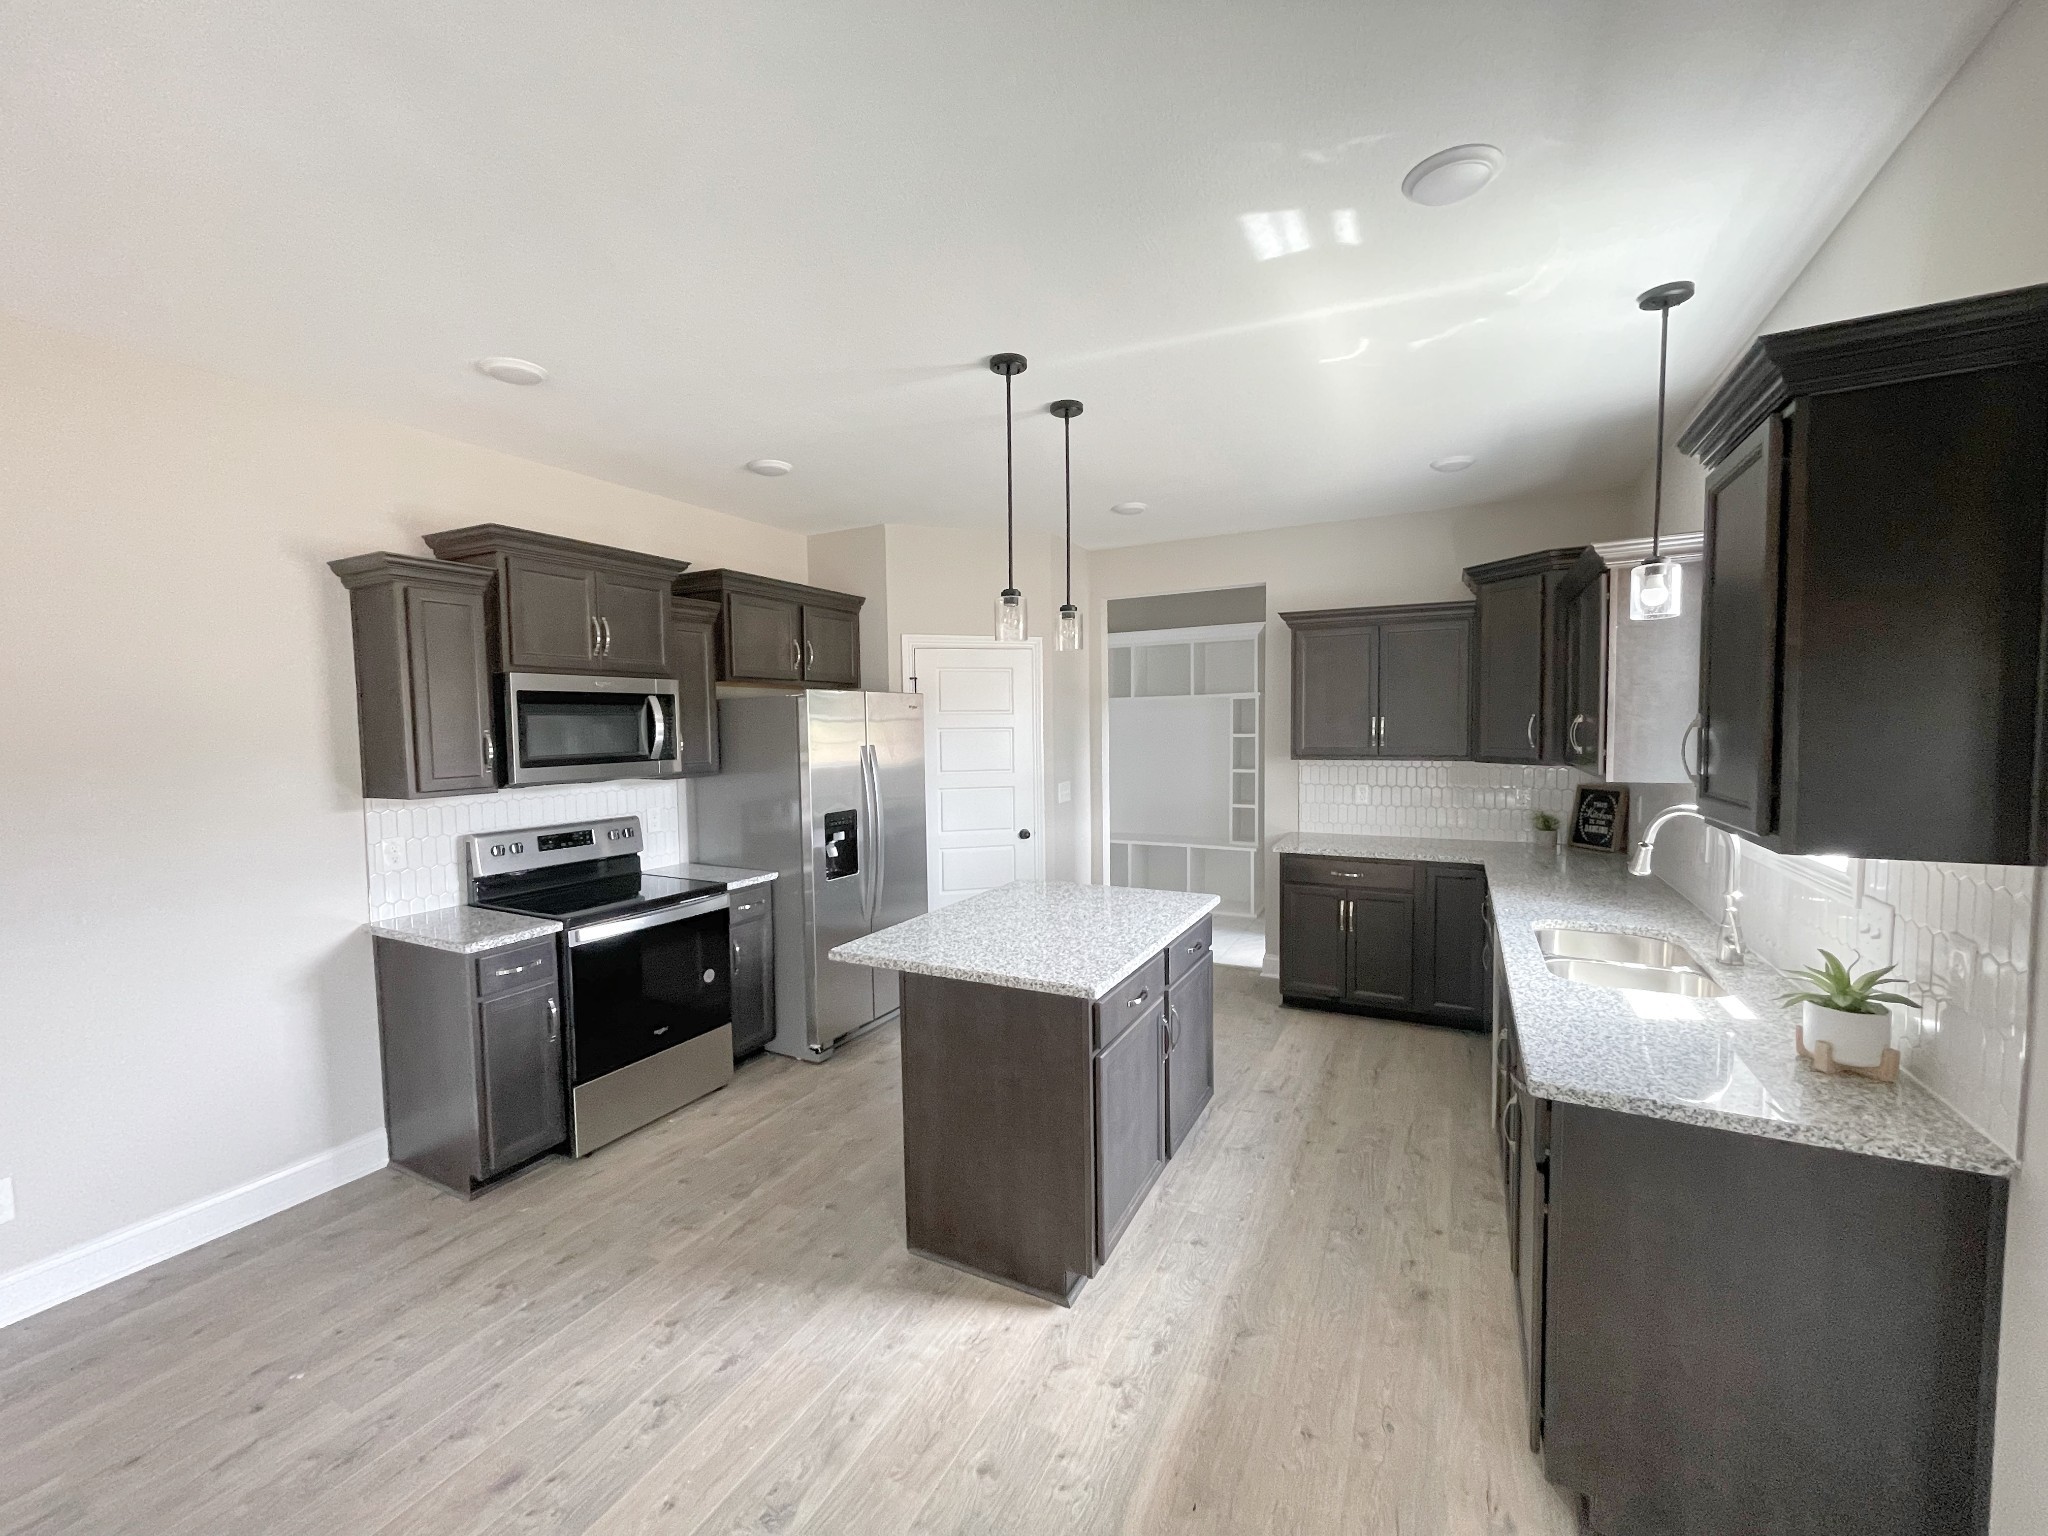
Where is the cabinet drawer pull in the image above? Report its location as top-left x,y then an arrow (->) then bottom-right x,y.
493,959 -> 539,978
546,996 -> 559,1043
1128,989 -> 1149,1009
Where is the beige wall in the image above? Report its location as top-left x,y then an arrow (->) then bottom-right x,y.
807,522 -> 1092,886
1085,491 -> 1642,952
0,311 -> 806,1287
1653,2 -> 2048,1525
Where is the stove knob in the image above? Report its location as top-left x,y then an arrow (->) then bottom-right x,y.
490,844 -> 504,857
512,842 -> 525,853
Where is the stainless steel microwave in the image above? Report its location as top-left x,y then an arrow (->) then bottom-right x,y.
501,672 -> 682,786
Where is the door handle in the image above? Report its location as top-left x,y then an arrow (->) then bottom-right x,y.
805,639 -> 815,672
1018,829 -> 1031,840
545,995 -> 559,1044
599,617 -> 612,657
1342,898 -> 1351,935
791,637 -> 802,673
1568,713 -> 1588,756
482,727 -> 496,774
1525,712 -> 1538,753
1681,713 -> 1704,785
589,616 -> 601,658
868,743 -> 886,924
647,695 -> 667,763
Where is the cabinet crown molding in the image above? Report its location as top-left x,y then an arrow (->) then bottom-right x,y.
1279,600 -> 1473,631
1679,283 -> 2048,467
673,568 -> 866,610
328,551 -> 495,591
421,523 -> 692,579
1460,546 -> 1591,593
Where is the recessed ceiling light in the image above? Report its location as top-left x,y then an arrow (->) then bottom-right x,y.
1110,501 -> 1148,516
745,459 -> 794,476
1431,454 -> 1477,473
1401,144 -> 1505,207
474,356 -> 549,385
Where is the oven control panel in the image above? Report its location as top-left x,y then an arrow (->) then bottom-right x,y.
466,816 -> 641,879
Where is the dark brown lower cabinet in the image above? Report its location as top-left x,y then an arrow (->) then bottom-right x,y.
1277,855 -> 1490,1029
896,916 -> 1216,1305
1164,955 -> 1214,1157
728,883 -> 776,1058
371,935 -> 568,1197
1093,998 -> 1167,1260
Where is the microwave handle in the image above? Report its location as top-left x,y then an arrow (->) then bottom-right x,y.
647,694 -> 667,763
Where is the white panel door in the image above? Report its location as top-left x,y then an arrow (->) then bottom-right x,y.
905,640 -> 1042,909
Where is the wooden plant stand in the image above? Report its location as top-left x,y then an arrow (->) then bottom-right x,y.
1795,1026 -> 1901,1083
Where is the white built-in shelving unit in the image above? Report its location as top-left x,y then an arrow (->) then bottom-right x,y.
1106,622 -> 1263,917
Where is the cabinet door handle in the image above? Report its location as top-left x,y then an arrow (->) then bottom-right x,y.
546,995 -> 559,1044
600,617 -> 613,657
790,637 -> 801,672
1568,713 -> 1588,756
482,727 -> 496,773
1342,898 -> 1351,935
1526,712 -> 1538,752
590,615 -> 601,657
1681,713 -> 1704,785
805,639 -> 815,672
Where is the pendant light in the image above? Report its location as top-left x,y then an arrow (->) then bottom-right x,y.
989,352 -> 1029,641
1630,280 -> 1696,621
1050,398 -> 1084,651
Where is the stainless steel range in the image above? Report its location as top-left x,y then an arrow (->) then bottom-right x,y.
466,815 -> 732,1155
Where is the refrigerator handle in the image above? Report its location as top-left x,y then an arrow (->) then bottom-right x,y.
868,741 -> 887,928
859,743 -> 880,925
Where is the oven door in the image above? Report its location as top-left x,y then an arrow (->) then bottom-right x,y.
562,895 -> 732,1086
505,673 -> 680,786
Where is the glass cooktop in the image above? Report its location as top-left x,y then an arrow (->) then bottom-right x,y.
478,871 -> 725,922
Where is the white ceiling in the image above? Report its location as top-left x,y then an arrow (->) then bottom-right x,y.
0,1 -> 2008,548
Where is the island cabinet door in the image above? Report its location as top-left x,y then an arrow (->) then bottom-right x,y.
1278,882 -> 1348,1002
1094,996 -> 1167,1263
1164,955 -> 1214,1157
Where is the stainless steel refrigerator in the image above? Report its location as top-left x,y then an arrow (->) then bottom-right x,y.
691,691 -> 928,1061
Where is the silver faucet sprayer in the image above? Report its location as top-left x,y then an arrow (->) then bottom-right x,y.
1628,802 -> 1745,965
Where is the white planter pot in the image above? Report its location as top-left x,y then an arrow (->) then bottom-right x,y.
1802,1000 -> 1892,1070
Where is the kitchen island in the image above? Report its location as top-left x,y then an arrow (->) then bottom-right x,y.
831,881 -> 1219,1304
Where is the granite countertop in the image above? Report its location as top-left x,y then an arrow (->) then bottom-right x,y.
829,881 -> 1221,1000
368,906 -> 562,955
645,861 -> 778,889
1274,832 -> 2015,1178
370,863 -> 773,956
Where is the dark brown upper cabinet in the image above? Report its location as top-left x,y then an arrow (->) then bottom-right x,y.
673,570 -> 866,689
1281,602 -> 1474,760
1464,548 -> 1588,765
1677,283 -> 2048,864
330,553 -> 498,799
667,595 -> 722,777
1556,550 -> 1610,775
421,524 -> 690,678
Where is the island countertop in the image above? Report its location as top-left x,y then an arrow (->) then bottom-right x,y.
1274,832 -> 2014,1177
830,881 -> 1221,1000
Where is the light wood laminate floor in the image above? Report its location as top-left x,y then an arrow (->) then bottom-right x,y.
0,970 -> 1580,1535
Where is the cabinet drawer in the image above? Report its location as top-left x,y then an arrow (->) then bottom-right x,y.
1094,952 -> 1167,1050
1165,916 -> 1213,982
729,885 -> 773,925
1280,854 -> 1417,892
475,940 -> 558,999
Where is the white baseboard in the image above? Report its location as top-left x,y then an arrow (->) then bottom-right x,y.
1260,956 -> 1279,980
0,1130 -> 389,1330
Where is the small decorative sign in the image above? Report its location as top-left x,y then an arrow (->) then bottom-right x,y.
1568,784 -> 1631,853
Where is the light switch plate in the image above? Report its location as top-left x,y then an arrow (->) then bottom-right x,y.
0,1177 -> 14,1225
379,839 -> 406,872
1057,781 -> 1072,804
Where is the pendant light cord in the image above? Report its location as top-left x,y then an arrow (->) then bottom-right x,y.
1651,304 -> 1669,562
1004,369 -> 1016,591
1062,413 -> 1072,606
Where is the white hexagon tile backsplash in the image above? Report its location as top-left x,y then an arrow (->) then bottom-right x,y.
1297,760 -> 1583,842
361,782 -> 685,923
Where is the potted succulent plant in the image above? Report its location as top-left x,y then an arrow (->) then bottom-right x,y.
1782,951 -> 1914,1070
1533,810 -> 1561,853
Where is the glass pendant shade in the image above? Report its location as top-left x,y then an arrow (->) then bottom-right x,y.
995,588 -> 1028,642
1056,602 -> 1082,651
1630,558 -> 1683,621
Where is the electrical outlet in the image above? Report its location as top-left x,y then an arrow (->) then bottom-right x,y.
379,839 -> 406,872
0,1177 -> 14,1225
1057,781 -> 1072,804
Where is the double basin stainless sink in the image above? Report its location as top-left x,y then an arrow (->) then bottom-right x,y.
1535,926 -> 1724,997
